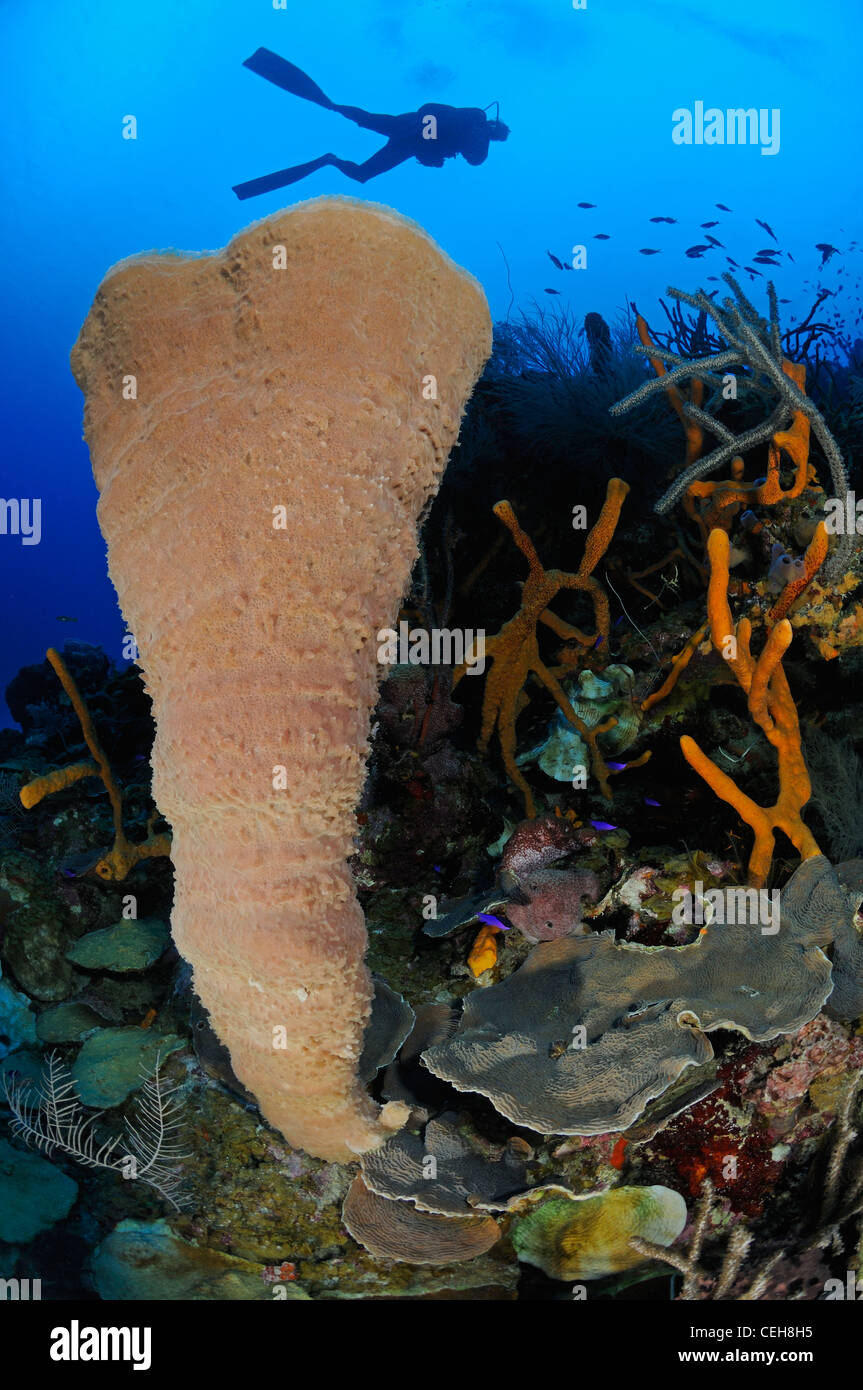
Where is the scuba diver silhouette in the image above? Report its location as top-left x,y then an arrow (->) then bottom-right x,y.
233,49 -> 509,200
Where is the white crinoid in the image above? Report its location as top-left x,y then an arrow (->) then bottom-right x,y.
2,1049 -> 188,1209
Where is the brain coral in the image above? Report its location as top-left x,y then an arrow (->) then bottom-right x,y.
70,197 -> 491,1160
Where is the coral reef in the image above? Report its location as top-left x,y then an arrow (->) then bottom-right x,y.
2,245 -> 862,1303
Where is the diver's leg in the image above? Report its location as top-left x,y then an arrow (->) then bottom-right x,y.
232,155 -> 332,200
233,142 -> 408,200
329,105 -> 401,136
324,142 -> 408,184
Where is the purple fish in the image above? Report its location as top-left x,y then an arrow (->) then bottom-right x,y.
644,797 -> 661,807
590,820 -> 617,832
606,761 -> 627,771
477,912 -> 510,931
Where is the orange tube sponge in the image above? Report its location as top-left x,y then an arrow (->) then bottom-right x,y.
680,529 -> 820,886
454,480 -> 629,815
19,648 -> 172,879
453,478 -> 628,811
20,760 -> 98,809
70,198 -> 492,1160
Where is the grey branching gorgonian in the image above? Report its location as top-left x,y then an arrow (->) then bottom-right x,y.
610,273 -> 852,579
2,1050 -> 188,1209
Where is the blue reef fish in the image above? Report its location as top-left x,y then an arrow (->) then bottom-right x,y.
477,912 -> 510,931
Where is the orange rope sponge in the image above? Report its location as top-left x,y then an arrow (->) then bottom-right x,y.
20,648 -> 172,880
679,530 -> 820,886
768,520 -> 829,625
455,478 -> 629,816
641,621 -> 709,713
637,314 -> 704,466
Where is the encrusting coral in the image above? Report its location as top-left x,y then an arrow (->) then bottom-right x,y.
342,1174 -> 501,1264
422,853 -> 853,1137
20,647 -> 171,880
453,478 -> 629,815
679,528 -> 821,887
69,196 -> 492,1162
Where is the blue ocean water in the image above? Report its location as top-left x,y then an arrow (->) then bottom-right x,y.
1,0 -> 861,719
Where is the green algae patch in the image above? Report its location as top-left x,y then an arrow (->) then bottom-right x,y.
65,918 -> 171,973
0,1138 -> 78,1242
71,1027 -> 185,1107
511,1185 -> 687,1281
91,1218 -> 309,1300
36,1001 -> 105,1043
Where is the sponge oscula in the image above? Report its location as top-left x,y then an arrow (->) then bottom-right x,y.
70,197 -> 491,1160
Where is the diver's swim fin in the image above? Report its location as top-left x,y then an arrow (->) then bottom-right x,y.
232,155 -> 331,201
242,49 -> 334,108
